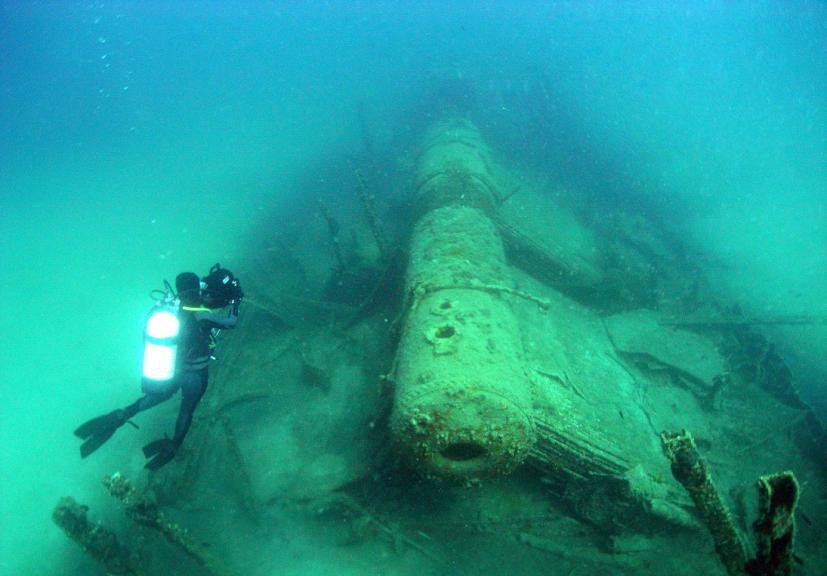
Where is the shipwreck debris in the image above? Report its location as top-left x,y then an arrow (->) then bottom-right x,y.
103,472 -> 220,575
52,496 -> 143,576
353,166 -> 390,261
661,430 -> 802,576
318,198 -> 347,272
661,430 -> 748,575
749,471 -> 800,576
221,417 -> 259,521
604,309 -> 726,403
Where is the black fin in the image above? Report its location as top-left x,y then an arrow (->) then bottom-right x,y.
74,410 -> 126,458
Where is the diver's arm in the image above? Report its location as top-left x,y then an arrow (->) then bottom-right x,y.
195,310 -> 238,329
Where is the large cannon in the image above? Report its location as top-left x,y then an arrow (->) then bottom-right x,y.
389,119 -> 537,479
388,119 -> 694,534
389,119 -> 634,484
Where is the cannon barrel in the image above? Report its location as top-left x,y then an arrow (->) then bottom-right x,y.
390,119 -> 536,479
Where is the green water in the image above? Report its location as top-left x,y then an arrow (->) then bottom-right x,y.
1,3 -> 825,574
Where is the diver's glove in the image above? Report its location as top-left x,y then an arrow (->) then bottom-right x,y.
142,437 -> 180,470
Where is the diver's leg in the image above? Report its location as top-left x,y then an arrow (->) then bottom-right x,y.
172,369 -> 208,444
143,370 -> 207,470
75,387 -> 177,459
123,387 -> 176,418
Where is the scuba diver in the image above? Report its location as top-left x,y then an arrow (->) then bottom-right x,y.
74,265 -> 243,470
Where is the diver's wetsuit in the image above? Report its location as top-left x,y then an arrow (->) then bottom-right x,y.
123,306 -> 238,445
75,268 -> 242,468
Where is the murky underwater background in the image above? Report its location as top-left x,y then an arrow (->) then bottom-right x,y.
1,2 -> 825,575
